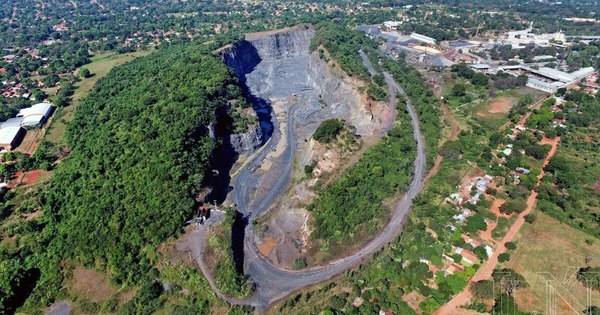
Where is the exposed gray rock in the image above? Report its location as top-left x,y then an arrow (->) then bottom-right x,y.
218,40 -> 262,79
230,124 -> 263,156
215,24 -> 389,159
307,52 -> 375,136
246,26 -> 315,60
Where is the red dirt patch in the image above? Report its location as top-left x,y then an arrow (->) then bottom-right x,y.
489,198 -> 511,219
10,169 -> 49,187
489,97 -> 512,113
257,236 -> 278,257
22,169 -> 47,185
475,112 -> 486,118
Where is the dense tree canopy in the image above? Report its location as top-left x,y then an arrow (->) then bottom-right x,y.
43,44 -> 246,285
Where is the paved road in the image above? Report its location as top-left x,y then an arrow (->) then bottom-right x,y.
198,61 -> 427,310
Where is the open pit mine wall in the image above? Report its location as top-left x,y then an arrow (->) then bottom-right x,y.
244,25 -> 371,136
228,125 -> 263,156
217,25 -> 372,154
217,41 -> 264,156
307,53 -> 372,135
245,26 -> 315,59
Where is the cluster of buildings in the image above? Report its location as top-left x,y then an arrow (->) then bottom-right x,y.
572,72 -> 599,96
1,81 -> 31,99
504,26 -> 567,49
1,48 -> 50,100
358,21 -> 598,94
0,103 -> 53,152
414,174 -> 498,278
494,65 -> 596,93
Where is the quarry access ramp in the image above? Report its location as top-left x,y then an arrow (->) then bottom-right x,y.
222,71 -> 427,310
198,25 -> 428,310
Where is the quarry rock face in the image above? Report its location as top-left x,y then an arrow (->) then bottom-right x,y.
307,52 -> 375,136
216,25 -> 385,157
219,40 -> 261,81
246,26 -> 315,60
229,124 -> 263,156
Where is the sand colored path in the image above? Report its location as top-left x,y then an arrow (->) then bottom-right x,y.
435,136 -> 560,315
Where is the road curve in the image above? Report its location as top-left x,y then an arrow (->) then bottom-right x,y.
199,71 -> 427,310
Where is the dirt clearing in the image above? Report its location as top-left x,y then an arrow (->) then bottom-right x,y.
257,236 -> 279,257
69,266 -> 117,303
506,213 -> 600,314
489,97 -> 512,113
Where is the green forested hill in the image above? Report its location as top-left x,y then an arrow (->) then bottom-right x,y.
42,45 -> 244,286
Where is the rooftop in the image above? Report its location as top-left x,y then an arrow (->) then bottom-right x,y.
0,125 -> 22,145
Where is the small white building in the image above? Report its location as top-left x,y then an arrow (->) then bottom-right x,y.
17,103 -> 53,127
383,21 -> 403,29
410,32 -> 436,45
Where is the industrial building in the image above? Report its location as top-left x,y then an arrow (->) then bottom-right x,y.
0,102 -> 54,152
493,65 -> 595,93
410,32 -> 436,45
504,26 -> 566,49
17,102 -> 53,127
0,118 -> 26,151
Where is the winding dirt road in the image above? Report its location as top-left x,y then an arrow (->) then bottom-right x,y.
194,64 -> 428,310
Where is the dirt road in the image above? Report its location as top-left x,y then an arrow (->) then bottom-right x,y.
435,136 -> 561,315
236,72 -> 426,309
193,62 -> 428,309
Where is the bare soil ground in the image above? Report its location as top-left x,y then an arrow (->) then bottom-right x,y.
257,236 -> 278,257
257,202 -> 310,268
20,169 -> 49,186
488,97 -> 512,114
68,266 -> 117,303
9,169 -> 50,188
479,197 -> 511,244
15,128 -> 44,155
403,291 -> 427,311
506,213 -> 600,314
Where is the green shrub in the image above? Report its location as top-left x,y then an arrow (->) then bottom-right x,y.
498,253 -> 511,263
500,199 -> 528,214
524,213 -> 536,223
313,119 -> 345,143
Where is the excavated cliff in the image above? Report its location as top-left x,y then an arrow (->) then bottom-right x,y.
212,24 -> 396,269
228,126 -> 262,155
216,24 -> 381,155
245,25 -> 315,60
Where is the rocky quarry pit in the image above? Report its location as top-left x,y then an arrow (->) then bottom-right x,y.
216,25 -> 396,268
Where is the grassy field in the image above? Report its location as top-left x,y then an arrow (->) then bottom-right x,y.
491,216 -> 511,241
44,50 -> 152,144
502,212 -> 600,314
453,86 -> 548,130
